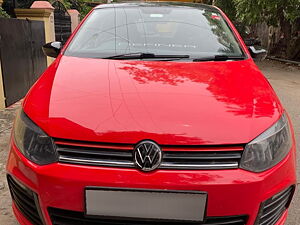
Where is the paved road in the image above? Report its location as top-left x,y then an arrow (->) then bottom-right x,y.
256,60 -> 300,225
0,60 -> 299,225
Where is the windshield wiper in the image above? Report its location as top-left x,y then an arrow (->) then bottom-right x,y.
103,52 -> 190,60
193,55 -> 246,62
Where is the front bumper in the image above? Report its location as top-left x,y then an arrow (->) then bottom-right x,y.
7,142 -> 297,225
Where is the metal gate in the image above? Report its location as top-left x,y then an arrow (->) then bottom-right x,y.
0,18 -> 47,107
53,1 -> 72,44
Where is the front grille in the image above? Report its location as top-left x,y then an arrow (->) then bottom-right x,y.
55,139 -> 243,170
7,175 -> 44,225
256,186 -> 295,225
48,207 -> 248,225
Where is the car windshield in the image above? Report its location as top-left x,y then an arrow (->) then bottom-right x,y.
65,4 -> 245,60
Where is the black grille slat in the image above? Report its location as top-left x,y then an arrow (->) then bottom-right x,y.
7,175 -> 44,225
163,151 -> 242,160
260,198 -> 289,220
257,186 -> 294,225
8,176 -> 38,211
8,176 -> 32,197
263,188 -> 291,211
206,217 -> 246,225
56,141 -> 243,170
10,187 -> 38,212
12,195 -> 43,225
49,207 -> 247,225
260,209 -> 285,225
160,161 -> 239,170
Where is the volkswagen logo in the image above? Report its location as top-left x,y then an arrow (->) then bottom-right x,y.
133,141 -> 162,172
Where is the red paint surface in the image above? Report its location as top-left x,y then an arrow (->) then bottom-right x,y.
23,57 -> 283,145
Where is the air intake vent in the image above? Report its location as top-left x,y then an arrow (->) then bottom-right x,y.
256,186 -> 295,225
7,175 -> 44,225
55,139 -> 243,170
48,207 -> 248,225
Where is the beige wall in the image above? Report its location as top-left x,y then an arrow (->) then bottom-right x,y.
0,59 -> 6,109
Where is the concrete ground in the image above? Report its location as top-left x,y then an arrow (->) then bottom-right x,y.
257,60 -> 300,225
0,60 -> 299,225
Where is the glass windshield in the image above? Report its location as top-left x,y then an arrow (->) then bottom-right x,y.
65,5 -> 245,59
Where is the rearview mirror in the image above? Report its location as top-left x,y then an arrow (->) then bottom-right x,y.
248,46 -> 267,61
42,42 -> 62,58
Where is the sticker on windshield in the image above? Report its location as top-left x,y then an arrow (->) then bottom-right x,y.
150,14 -> 164,18
211,13 -> 221,20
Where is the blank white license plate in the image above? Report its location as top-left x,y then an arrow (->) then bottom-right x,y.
85,187 -> 207,222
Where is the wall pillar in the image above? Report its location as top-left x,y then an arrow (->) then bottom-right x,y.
0,0 -> 4,107
15,1 -> 55,66
0,59 -> 5,109
67,9 -> 80,32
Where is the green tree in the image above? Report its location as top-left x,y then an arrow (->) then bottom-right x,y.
234,0 -> 300,26
67,0 -> 91,19
214,0 -> 236,21
211,0 -> 300,60
234,0 -> 300,59
0,6 -> 10,18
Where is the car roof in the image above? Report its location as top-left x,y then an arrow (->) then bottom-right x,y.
95,2 -> 220,13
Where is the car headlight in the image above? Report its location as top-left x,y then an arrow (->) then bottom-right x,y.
240,113 -> 292,172
13,110 -> 58,165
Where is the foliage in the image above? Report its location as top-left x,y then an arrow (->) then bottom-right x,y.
67,0 -> 92,19
213,0 -> 300,60
214,0 -> 236,21
0,6 -> 10,18
202,0 -> 214,4
213,0 -> 300,27
234,0 -> 300,26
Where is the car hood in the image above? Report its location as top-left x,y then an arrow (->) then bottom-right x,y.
23,56 -> 282,145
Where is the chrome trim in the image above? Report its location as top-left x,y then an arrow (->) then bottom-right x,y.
260,208 -> 285,225
59,155 -> 239,170
260,199 -> 289,220
59,156 -> 135,167
263,190 -> 291,211
160,162 -> 239,170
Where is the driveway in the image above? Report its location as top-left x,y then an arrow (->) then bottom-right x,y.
256,60 -> 300,225
0,59 -> 299,225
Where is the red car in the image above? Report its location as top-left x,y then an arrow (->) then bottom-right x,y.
7,2 -> 296,225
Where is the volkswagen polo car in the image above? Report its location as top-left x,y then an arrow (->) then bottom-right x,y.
6,2 -> 296,225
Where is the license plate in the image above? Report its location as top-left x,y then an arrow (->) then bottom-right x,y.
85,187 -> 207,222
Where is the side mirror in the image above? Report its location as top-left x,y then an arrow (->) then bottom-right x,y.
42,42 -> 62,58
248,46 -> 267,61
244,38 -> 261,46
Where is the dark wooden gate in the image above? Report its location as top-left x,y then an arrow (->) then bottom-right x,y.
53,1 -> 72,44
0,18 -> 47,107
